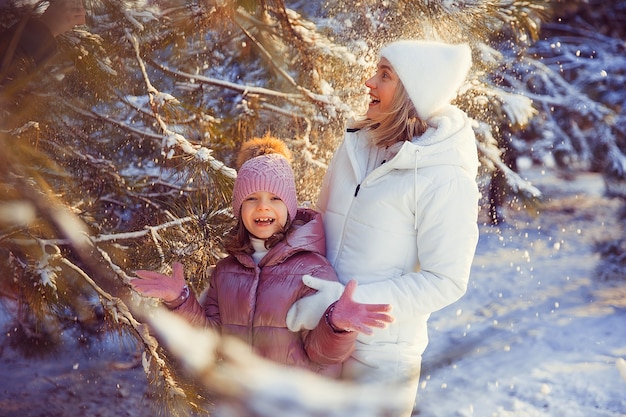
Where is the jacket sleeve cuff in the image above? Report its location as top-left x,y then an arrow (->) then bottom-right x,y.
324,301 -> 352,334
163,285 -> 190,310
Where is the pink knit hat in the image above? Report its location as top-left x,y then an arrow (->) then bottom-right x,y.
232,151 -> 298,221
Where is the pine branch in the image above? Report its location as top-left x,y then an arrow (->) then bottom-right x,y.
126,30 -> 236,179
152,59 -> 303,100
7,216 -> 200,248
0,150 -> 197,409
474,121 -> 541,199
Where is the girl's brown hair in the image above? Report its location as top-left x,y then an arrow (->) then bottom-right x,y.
350,78 -> 429,148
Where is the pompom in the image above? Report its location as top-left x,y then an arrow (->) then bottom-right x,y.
236,134 -> 292,170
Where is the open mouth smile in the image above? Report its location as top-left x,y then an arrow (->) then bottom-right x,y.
254,217 -> 275,225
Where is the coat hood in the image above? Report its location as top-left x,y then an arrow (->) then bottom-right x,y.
354,105 -> 478,180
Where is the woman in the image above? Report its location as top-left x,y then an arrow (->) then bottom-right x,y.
287,40 -> 480,416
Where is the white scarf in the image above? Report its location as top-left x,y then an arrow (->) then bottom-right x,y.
250,237 -> 268,265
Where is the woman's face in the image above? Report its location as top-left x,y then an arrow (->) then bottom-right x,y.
364,57 -> 399,121
240,191 -> 288,239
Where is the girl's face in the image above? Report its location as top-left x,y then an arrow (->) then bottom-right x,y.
364,57 -> 399,121
240,191 -> 288,239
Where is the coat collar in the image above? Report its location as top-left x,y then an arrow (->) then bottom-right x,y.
231,208 -> 326,268
344,105 -> 478,180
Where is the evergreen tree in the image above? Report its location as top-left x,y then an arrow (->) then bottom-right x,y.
1,0 -> 624,415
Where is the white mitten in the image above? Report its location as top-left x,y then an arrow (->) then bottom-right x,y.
286,275 -> 345,331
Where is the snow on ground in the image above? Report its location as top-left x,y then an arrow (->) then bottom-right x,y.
417,167 -> 626,417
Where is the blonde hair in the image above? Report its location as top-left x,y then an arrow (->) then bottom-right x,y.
350,80 -> 429,148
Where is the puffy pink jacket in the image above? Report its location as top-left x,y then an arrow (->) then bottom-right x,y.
175,208 -> 356,377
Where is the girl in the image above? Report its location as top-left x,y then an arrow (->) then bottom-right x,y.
131,135 -> 393,377
287,40 -> 481,415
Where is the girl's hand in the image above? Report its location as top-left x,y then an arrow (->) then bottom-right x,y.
329,280 -> 394,335
132,262 -> 186,303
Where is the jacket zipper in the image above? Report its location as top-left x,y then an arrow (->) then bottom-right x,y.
335,183 -> 358,273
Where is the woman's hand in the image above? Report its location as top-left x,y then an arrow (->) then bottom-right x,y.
329,280 -> 394,335
132,262 -> 186,304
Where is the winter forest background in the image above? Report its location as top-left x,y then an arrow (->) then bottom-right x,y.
0,0 -> 625,416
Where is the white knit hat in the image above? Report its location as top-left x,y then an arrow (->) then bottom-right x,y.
380,40 -> 472,120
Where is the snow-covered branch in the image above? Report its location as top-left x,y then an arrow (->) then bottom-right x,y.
152,60 -> 303,100
9,216 -> 201,248
125,30 -> 236,178
475,121 -> 542,198
60,256 -> 187,401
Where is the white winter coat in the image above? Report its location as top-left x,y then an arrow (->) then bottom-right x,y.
288,104 -> 480,394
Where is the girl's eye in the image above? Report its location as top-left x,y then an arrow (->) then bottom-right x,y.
271,196 -> 282,201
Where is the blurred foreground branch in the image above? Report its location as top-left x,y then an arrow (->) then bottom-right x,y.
146,307 -> 405,417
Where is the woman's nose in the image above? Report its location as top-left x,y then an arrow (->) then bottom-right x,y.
365,76 -> 376,89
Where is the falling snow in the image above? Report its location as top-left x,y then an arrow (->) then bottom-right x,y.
0,165 -> 624,417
